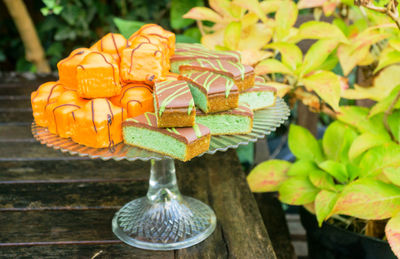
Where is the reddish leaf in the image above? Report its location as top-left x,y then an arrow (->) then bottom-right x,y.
247,160 -> 291,192
183,7 -> 222,22
386,213 -> 400,258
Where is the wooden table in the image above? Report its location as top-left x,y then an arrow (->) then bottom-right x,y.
0,74 -> 294,258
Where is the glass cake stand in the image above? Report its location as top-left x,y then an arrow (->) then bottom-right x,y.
32,97 -> 289,251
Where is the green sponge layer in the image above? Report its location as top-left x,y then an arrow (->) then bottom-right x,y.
196,115 -> 252,135
124,126 -> 186,160
188,83 -> 209,113
170,60 -> 190,73
239,91 -> 275,110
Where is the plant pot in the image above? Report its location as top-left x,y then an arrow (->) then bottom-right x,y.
299,207 -> 396,259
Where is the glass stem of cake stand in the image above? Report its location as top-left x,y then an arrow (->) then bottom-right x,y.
147,158 -> 182,203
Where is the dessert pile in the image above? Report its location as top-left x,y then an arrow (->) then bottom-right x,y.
31,24 -> 276,161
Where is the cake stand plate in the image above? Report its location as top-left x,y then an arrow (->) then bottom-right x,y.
32,97 -> 290,250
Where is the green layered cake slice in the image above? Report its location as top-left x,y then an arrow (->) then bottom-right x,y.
181,71 -> 239,113
239,81 -> 277,111
196,104 -> 253,135
123,113 -> 210,161
154,80 -> 195,128
171,43 -> 241,73
179,59 -> 255,92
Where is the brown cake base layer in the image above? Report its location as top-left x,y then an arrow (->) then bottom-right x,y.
157,110 -> 195,128
184,134 -> 211,161
235,74 -> 255,92
207,94 -> 239,113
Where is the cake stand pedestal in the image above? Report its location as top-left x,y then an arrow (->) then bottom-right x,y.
32,97 -> 289,251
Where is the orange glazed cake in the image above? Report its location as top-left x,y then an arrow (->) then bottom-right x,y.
76,52 -> 122,98
120,42 -> 166,82
110,83 -> 154,118
90,32 -> 129,64
71,98 -> 127,148
45,90 -> 89,138
128,24 -> 175,55
57,48 -> 91,90
31,81 -> 65,127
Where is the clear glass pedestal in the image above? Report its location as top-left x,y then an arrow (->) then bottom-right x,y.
112,158 -> 216,250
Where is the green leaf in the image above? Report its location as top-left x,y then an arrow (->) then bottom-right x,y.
287,160 -> 318,177
332,18 -> 350,36
360,143 -> 400,177
183,7 -> 222,22
309,170 -> 336,191
385,213 -> 400,258
295,21 -> 348,43
170,0 -> 203,29
260,0 -> 282,14
279,176 -> 320,205
346,163 -> 362,181
238,23 -> 272,51
288,124 -> 324,163
275,1 -> 298,41
332,178 -> 400,219
389,111 -> 400,143
384,167 -> 400,186
113,18 -> 145,39
266,42 -> 302,71
338,106 -> 389,137
322,121 -> 358,163
301,39 -> 339,76
342,65 -> 400,101
233,0 -> 267,23
52,5 -> 63,15
319,160 -> 348,183
247,160 -> 291,192
369,85 -> 400,117
209,0 -> 234,18
301,71 -> 341,111
40,7 -> 50,16
375,48 -> 400,73
315,190 -> 339,226
254,59 -> 293,75
224,21 -> 241,50
348,133 -> 390,161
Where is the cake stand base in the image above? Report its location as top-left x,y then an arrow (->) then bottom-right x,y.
112,158 -> 216,250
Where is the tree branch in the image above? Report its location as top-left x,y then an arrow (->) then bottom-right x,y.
3,0 -> 50,73
355,0 -> 400,30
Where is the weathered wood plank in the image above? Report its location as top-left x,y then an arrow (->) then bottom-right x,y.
0,125 -> 34,141
0,97 -> 31,109
201,151 -> 277,259
0,244 -> 173,259
0,181 -> 147,209
0,109 -> 32,122
0,160 -> 149,181
254,193 -> 296,259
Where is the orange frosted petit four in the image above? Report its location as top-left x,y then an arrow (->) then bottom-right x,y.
90,33 -> 129,64
57,48 -> 92,90
71,98 -> 127,149
129,24 -> 175,55
45,90 -> 88,138
110,83 -> 154,118
31,81 -> 65,127
76,52 -> 122,98
120,43 -> 166,82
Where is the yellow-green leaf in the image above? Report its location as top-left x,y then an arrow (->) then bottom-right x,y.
238,23 -> 272,51
375,48 -> 400,73
260,0 -> 283,14
266,82 -> 292,97
349,133 -> 390,161
384,167 -> 400,186
338,44 -> 369,76
209,0 -> 234,19
389,39 -> 400,51
369,85 -> 400,117
279,176 -> 320,205
247,159 -> 291,192
331,178 -> 400,219
224,21 -> 242,50
255,59 -> 293,75
275,1 -> 298,41
241,12 -> 259,29
342,65 -> 400,101
233,0 -> 267,23
288,160 -> 318,177
319,160 -> 348,183
309,170 -> 337,191
385,213 -> 400,258
301,71 -> 341,111
288,124 -> 324,162
360,144 -> 400,177
301,39 -> 338,76
315,190 -> 339,226
201,28 -> 225,49
266,42 -> 302,71
297,0 -> 326,9
240,49 -> 273,65
295,21 -> 348,43
183,7 -> 222,22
